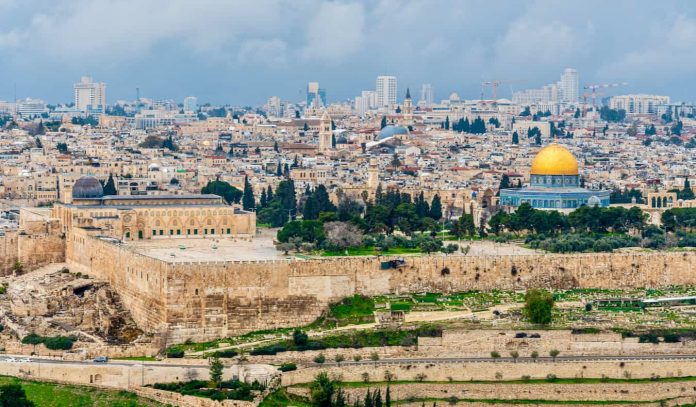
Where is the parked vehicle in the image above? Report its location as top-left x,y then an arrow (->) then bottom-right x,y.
93,356 -> 108,363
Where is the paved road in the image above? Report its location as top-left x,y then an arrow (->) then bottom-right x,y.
0,355 -> 208,369
4,353 -> 696,369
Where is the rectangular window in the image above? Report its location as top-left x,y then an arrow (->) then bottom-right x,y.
204,229 -> 208,235
152,230 -> 156,236
211,229 -> 215,235
187,229 -> 191,235
194,229 -> 198,235
177,230 -> 181,235
226,228 -> 231,234
159,230 -> 164,235
169,230 -> 173,235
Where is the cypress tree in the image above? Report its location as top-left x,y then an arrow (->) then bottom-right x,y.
385,386 -> 391,407
242,176 -> 255,210
259,188 -> 268,209
430,194 -> 442,220
512,131 -> 519,144
103,174 -> 117,196
380,116 -> 387,129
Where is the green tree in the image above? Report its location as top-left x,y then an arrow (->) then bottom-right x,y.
523,289 -> 554,324
380,116 -> 387,129
56,142 -> 69,154
209,357 -> 224,388
310,372 -> 335,407
681,178 -> 695,200
201,180 -> 242,204
0,383 -> 35,407
429,194 -> 442,220
534,132 -> 542,146
242,176 -> 255,210
574,108 -> 580,118
303,122 -> 309,132
512,131 -> 519,144
102,174 -> 117,196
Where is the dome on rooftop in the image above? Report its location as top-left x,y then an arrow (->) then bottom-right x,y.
378,125 -> 408,140
530,144 -> 578,176
72,176 -> 104,200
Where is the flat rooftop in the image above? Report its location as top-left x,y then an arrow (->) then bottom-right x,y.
124,229 -> 288,262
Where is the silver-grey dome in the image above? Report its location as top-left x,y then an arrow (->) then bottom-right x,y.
72,176 -> 104,199
378,125 -> 408,140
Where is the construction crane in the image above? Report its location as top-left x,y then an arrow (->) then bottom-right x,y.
480,79 -> 526,100
583,82 -> 627,110
580,91 -> 603,116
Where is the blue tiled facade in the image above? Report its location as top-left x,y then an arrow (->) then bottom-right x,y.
500,173 -> 610,210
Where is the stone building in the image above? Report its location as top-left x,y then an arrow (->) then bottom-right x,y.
52,176 -> 256,241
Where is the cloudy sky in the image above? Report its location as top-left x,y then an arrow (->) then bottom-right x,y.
1,0 -> 695,105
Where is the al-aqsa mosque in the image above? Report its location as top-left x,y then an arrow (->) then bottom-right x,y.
499,143 -> 610,210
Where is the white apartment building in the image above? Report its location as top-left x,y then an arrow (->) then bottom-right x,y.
354,90 -> 377,115
0,101 -> 15,115
183,96 -> 198,113
559,68 -> 579,104
609,94 -> 670,115
376,75 -> 397,108
420,84 -> 434,107
74,76 -> 106,113
17,98 -> 47,118
512,68 -> 578,107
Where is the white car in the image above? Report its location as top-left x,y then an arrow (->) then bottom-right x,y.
5,357 -> 17,363
19,358 -> 31,363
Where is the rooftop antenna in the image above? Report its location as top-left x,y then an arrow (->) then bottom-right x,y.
136,87 -> 140,102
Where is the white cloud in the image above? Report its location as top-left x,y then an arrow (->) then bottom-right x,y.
238,39 -> 288,66
598,15 -> 696,80
301,2 -> 365,63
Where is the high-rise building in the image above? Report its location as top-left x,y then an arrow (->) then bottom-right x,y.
183,96 -> 198,113
609,94 -> 670,115
559,68 -> 579,104
512,68 -> 578,109
74,76 -> 106,113
354,90 -> 377,115
376,75 -> 397,108
265,96 -> 284,118
306,82 -> 327,108
420,84 -> 434,107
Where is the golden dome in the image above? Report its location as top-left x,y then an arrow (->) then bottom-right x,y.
530,144 -> 578,176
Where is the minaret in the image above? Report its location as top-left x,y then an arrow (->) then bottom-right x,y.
403,88 -> 413,126
319,110 -> 332,151
367,158 -> 379,189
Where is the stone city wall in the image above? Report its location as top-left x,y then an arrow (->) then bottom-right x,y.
66,227 -> 168,333
63,232 -> 696,344
319,382 -> 696,404
17,233 -> 65,271
282,359 -> 696,386
0,231 -> 18,276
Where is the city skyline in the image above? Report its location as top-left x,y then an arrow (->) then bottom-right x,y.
1,0 -> 696,104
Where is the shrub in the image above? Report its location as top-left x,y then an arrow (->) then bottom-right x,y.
524,289 -> 554,324
22,333 -> 44,345
43,336 -> 74,350
213,349 -> 238,358
664,333 -> 681,343
278,362 -> 297,372
167,347 -> 185,358
313,354 -> 326,364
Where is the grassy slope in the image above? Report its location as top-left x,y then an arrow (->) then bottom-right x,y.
0,376 -> 162,407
